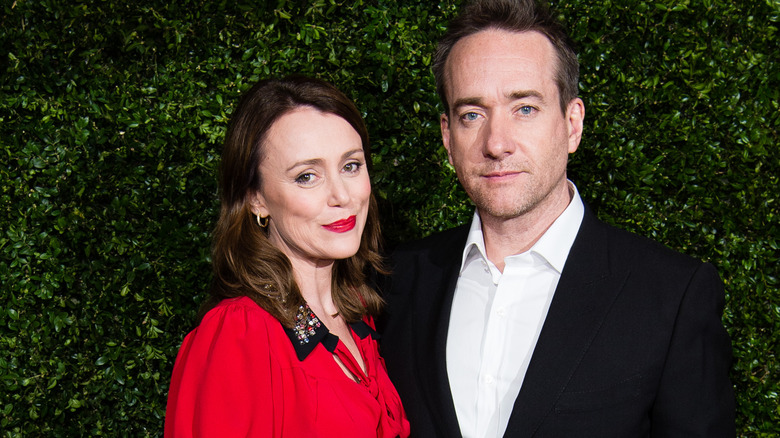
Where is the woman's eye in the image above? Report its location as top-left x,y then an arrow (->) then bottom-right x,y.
344,162 -> 363,173
295,173 -> 315,184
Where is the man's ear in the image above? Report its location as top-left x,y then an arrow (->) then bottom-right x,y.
440,113 -> 454,165
566,98 -> 585,154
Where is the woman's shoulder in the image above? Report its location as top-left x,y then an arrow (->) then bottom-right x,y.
202,296 -> 273,321
192,296 -> 281,342
167,297 -> 286,436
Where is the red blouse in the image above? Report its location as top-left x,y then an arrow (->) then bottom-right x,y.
165,296 -> 410,437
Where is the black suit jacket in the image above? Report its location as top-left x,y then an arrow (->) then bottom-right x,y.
379,206 -> 735,437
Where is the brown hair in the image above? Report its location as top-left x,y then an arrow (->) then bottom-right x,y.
200,75 -> 385,327
432,0 -> 579,115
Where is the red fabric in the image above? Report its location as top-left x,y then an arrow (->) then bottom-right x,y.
165,296 -> 410,438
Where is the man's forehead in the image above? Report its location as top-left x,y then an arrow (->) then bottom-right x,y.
445,30 -> 558,100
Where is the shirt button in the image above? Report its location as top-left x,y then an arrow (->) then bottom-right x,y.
484,374 -> 495,385
496,307 -> 506,318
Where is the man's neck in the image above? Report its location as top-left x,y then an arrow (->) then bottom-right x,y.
481,183 -> 573,272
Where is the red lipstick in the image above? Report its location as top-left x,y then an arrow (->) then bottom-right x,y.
323,215 -> 357,233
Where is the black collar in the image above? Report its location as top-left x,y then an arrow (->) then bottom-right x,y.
284,319 -> 379,361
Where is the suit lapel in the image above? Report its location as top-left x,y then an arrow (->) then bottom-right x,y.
504,208 -> 629,436
412,226 -> 468,437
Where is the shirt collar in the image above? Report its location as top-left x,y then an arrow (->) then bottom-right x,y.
283,310 -> 378,361
459,181 -> 585,275
461,212 -> 490,274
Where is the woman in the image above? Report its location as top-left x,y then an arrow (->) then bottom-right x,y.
165,76 -> 409,437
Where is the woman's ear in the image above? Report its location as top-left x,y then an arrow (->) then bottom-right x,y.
249,191 -> 269,218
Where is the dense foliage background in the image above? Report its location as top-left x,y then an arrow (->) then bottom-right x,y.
1,0 -> 777,435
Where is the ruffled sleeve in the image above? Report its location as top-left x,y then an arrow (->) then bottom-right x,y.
165,298 -> 283,437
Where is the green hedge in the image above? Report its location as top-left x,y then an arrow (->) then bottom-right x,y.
1,0 -> 777,436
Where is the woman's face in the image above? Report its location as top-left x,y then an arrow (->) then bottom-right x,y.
252,106 -> 371,268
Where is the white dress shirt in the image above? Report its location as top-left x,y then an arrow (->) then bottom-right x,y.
446,182 -> 585,438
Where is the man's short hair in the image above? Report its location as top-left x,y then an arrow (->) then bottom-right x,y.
432,0 -> 579,115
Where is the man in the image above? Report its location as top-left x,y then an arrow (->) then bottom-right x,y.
379,0 -> 735,436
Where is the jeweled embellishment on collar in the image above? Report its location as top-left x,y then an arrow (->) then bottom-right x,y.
294,304 -> 321,344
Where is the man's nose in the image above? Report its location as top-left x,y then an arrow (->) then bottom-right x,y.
482,115 -> 516,159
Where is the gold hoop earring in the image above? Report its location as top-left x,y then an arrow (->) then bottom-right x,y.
256,214 -> 269,228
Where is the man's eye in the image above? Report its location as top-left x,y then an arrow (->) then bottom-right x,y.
519,106 -> 535,115
462,112 -> 480,121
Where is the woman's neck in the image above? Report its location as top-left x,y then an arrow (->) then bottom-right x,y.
291,257 -> 339,317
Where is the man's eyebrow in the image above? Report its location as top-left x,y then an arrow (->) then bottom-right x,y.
452,97 -> 484,110
452,90 -> 546,111
507,89 -> 544,101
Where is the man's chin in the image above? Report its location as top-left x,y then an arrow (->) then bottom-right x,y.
473,199 -> 535,221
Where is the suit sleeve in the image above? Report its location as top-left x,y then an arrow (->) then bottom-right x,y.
165,302 -> 281,437
651,263 -> 735,437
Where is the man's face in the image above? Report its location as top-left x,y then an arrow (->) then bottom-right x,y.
441,29 -> 584,222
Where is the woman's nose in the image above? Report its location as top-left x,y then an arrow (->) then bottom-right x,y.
327,177 -> 351,206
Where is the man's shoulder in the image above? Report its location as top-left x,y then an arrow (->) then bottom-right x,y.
592,215 -> 705,271
393,224 -> 470,256
385,224 -> 470,281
